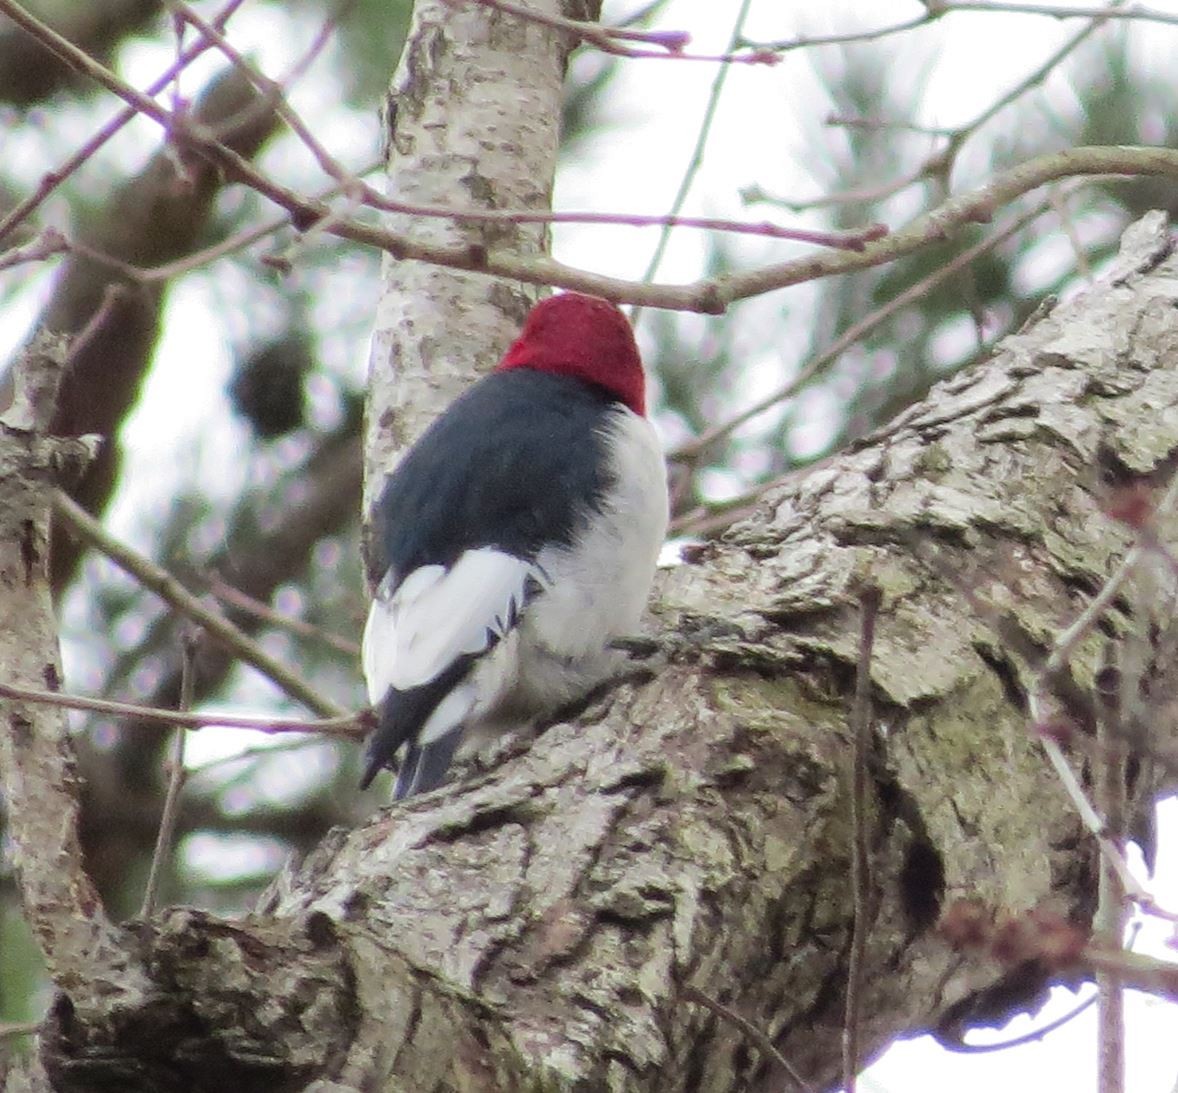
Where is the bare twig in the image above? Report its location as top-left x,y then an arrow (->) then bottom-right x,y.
671,193 -> 1059,463
933,1 -> 1178,27
0,0 -> 248,247
1049,185 -> 1094,283
751,161 -> 936,214
1028,473 -> 1178,923
52,490 -> 348,718
205,572 -> 360,657
351,194 -> 887,250
0,680 -> 366,739
742,0 -> 1177,54
458,0 -> 775,63
162,0 -> 355,184
1094,640 -> 1126,1093
683,985 -> 813,1093
742,12 -> 935,53
843,584 -> 881,1093
137,160 -> 382,282
140,631 -> 198,917
951,0 -> 1121,144
770,2 -> 1121,217
1082,946 -> 1178,1000
825,114 -> 957,138
635,0 -> 756,317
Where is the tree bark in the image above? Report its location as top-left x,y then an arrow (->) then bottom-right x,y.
248,215 -> 1177,1092
361,0 -> 596,579
6,212 -> 1173,1091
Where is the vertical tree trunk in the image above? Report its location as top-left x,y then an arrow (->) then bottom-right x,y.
362,0 -> 598,581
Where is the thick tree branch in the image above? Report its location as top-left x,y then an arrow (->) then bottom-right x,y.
20,212 -> 1178,1090
0,336 -> 147,1040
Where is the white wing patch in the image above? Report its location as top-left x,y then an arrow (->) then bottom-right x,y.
362,547 -> 540,706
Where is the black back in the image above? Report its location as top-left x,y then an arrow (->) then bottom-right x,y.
371,369 -> 618,589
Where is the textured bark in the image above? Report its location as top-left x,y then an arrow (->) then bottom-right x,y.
361,0 -> 599,581
7,216 -> 1178,1091
252,213 -> 1177,1091
0,337 -> 145,1093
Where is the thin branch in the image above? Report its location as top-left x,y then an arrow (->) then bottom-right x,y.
0,0 -> 248,247
744,162 -> 931,213
742,12 -> 935,52
1094,640 -> 1126,1093
0,680 -> 366,739
635,0 -> 756,309
825,113 -> 958,139
52,490 -> 348,718
769,2 -> 1121,218
0,227 -> 69,272
459,0 -> 776,63
139,160 -> 383,282
361,205 -> 886,249
950,0 -> 1121,144
1027,474 -> 1178,924
205,572 -> 360,657
1049,185 -> 1094,283
742,0 -> 1178,53
932,1 -> 1178,27
162,0 -> 355,185
671,193 -> 1059,463
843,584 -> 881,1093
683,985 -> 813,1093
140,632 -> 197,917
1082,946 -> 1178,1000
187,735 -> 325,780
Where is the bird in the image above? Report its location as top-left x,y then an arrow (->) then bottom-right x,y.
361,292 -> 669,799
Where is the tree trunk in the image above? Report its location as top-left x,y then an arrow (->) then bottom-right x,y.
361,0 -> 593,578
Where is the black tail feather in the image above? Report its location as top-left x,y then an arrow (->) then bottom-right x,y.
360,657 -> 473,792
393,729 -> 465,798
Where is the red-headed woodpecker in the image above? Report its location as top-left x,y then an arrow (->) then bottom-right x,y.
361,293 -> 668,798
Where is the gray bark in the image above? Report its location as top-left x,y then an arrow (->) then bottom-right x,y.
5,216 -> 1177,1092
256,214 -> 1178,1091
361,0 -> 596,579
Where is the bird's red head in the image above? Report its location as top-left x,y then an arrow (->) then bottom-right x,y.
497,293 -> 648,415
